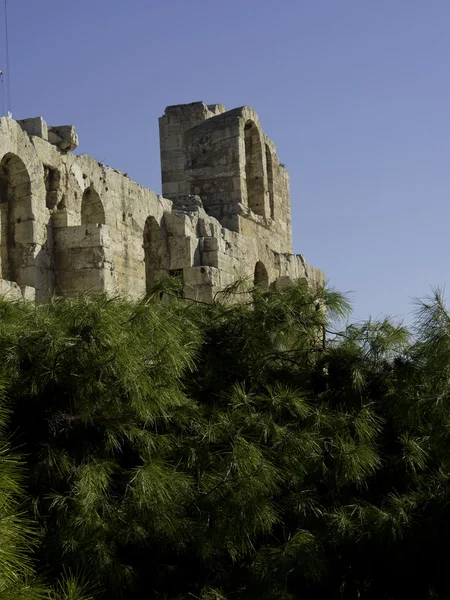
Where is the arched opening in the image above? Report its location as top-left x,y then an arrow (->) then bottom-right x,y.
0,153 -> 35,287
81,186 -> 105,225
244,121 -> 265,216
254,261 -> 269,289
265,144 -> 275,220
143,216 -> 170,292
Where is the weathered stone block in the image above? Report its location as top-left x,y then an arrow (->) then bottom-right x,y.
21,285 -> 36,301
201,237 -> 219,252
14,220 -> 36,244
48,125 -> 78,152
17,117 -> 48,140
168,236 -> 195,269
0,278 -> 23,299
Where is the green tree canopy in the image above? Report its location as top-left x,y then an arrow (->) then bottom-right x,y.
1,284 -> 450,599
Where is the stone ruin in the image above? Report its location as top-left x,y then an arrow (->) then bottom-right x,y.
0,101 -> 324,302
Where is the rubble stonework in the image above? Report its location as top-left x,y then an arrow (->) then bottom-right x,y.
0,102 -> 324,302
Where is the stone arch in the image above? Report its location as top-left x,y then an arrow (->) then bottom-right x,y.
0,153 -> 35,288
265,144 -> 275,220
143,216 -> 170,291
244,121 -> 265,216
254,261 -> 269,289
81,186 -> 105,225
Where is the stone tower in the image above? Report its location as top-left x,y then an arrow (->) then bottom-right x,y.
159,102 -> 292,254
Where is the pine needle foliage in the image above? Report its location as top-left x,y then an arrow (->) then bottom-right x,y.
0,388 -> 49,599
2,283 -> 450,598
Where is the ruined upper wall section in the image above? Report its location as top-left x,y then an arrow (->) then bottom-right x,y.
0,116 -> 171,300
17,116 -> 79,152
159,102 -> 293,254
0,105 -> 323,304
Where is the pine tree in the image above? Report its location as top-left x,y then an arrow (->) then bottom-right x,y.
0,393 -> 49,599
2,284 -> 450,598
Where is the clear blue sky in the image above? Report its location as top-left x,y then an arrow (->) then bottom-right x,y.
3,0 -> 450,323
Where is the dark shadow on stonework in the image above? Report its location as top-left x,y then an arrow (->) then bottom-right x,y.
254,261 -> 269,289
143,215 -> 170,292
244,121 -> 265,216
44,165 -> 61,210
0,153 -> 35,288
265,144 -> 275,220
81,186 -> 105,226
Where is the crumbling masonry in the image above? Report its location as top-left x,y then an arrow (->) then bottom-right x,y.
0,101 -> 323,301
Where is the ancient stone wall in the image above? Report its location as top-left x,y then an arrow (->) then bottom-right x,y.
0,102 -> 323,303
